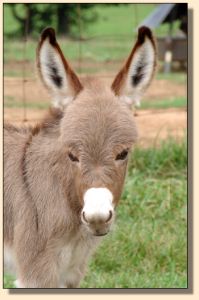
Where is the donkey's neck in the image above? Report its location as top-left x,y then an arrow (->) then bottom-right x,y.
23,128 -> 81,239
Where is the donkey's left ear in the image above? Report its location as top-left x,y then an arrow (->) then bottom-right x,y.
37,27 -> 83,109
111,26 -> 157,106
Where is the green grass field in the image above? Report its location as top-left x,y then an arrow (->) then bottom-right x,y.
4,95 -> 187,111
4,136 -> 187,289
141,96 -> 187,110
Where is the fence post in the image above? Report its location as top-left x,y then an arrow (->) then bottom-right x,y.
77,4 -> 83,74
22,5 -> 29,122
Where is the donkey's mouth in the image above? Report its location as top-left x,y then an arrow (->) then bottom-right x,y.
93,231 -> 108,237
94,232 -> 108,236
81,218 -> 111,237
81,218 -> 112,237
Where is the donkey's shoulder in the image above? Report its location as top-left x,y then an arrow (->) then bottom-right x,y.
4,123 -> 32,136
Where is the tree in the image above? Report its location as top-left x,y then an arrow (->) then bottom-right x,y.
10,4 -> 55,37
7,3 -> 96,38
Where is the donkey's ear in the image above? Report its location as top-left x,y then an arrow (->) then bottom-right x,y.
111,26 -> 157,107
37,27 -> 83,108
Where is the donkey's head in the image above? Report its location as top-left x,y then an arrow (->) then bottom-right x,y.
37,27 -> 156,236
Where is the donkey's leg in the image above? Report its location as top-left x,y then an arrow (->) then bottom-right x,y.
63,264 -> 87,288
14,234 -> 59,288
15,252 -> 59,288
13,194 -> 60,288
64,275 -> 83,288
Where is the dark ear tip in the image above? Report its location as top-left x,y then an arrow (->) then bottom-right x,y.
137,26 -> 153,44
41,27 -> 56,45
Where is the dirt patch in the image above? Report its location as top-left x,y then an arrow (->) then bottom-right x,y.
135,108 -> 187,147
144,79 -> 186,101
4,74 -> 186,105
4,74 -> 187,148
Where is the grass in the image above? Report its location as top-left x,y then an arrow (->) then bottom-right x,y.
79,4 -> 156,38
4,96 -> 49,110
4,136 -> 187,288
3,274 -> 15,289
156,72 -> 187,84
4,95 -> 187,111
141,97 -> 187,110
3,35 -> 134,63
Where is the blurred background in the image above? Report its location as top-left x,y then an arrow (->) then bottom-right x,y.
3,3 -> 188,289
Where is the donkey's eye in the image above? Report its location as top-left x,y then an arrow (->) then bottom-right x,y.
115,149 -> 129,161
68,152 -> 79,162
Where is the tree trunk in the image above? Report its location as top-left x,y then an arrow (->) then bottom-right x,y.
57,6 -> 70,36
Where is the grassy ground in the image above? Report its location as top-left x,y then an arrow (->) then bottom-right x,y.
4,95 -> 187,111
141,96 -> 187,110
4,136 -> 187,289
156,72 -> 187,84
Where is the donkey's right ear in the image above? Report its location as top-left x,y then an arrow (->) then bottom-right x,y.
111,26 -> 157,107
37,27 -> 83,108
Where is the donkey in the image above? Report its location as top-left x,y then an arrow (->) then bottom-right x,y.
4,26 -> 156,288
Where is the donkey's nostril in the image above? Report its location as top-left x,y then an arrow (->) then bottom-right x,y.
82,211 -> 89,224
106,210 -> 113,223
82,209 -> 113,225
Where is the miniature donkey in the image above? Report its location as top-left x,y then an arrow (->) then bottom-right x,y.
4,26 -> 156,288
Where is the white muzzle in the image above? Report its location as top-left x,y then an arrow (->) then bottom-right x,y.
81,187 -> 114,236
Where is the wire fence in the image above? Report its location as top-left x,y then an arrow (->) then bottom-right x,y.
4,37 -> 128,123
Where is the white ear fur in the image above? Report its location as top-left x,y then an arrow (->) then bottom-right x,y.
112,27 -> 157,107
37,28 -> 82,109
39,39 -> 72,107
125,38 -> 156,106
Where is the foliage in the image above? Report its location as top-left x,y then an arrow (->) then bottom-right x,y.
4,3 -> 96,38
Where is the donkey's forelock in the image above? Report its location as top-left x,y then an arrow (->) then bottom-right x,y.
59,80 -> 138,150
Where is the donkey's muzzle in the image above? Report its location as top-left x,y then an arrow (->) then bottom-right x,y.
81,187 -> 114,236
